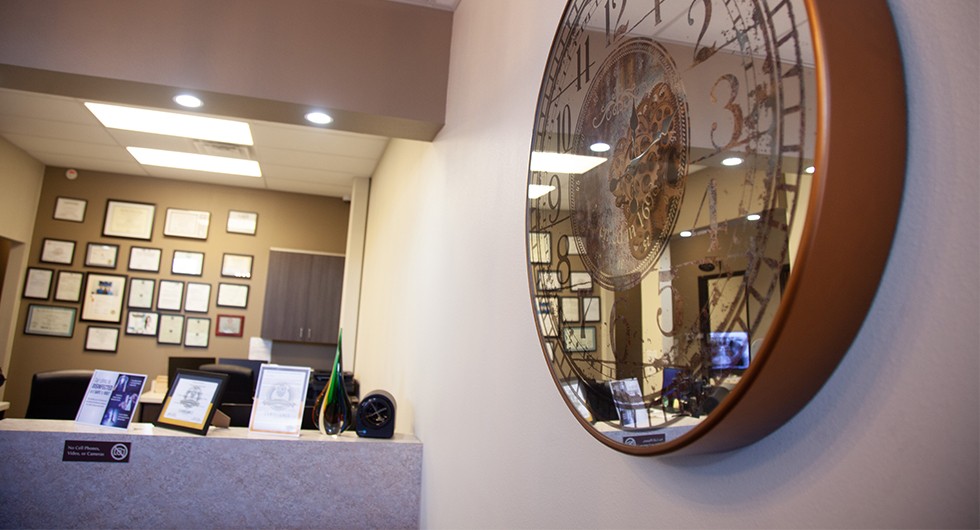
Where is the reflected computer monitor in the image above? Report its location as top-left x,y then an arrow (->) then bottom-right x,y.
708,331 -> 750,371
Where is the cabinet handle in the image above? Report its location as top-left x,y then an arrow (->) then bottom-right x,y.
306,328 -> 312,340
299,327 -> 303,339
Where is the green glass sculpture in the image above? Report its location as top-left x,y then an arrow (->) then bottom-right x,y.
316,330 -> 351,435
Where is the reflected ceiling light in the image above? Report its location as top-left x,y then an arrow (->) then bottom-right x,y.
528,184 -> 556,199
128,147 -> 262,177
805,165 -> 816,174
305,111 -> 333,125
530,151 -> 606,174
679,230 -> 694,238
173,94 -> 203,108
85,102 -> 253,145
747,213 -> 762,221
721,156 -> 744,166
589,142 -> 611,153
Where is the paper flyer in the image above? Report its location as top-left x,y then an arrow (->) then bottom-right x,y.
75,369 -> 147,429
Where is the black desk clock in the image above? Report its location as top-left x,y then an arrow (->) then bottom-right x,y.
355,390 -> 396,439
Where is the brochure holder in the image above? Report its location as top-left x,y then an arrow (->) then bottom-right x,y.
75,369 -> 147,430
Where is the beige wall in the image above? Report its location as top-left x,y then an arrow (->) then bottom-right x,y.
3,166 -> 348,417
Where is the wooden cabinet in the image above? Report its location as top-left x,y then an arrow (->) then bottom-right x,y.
262,250 -> 344,344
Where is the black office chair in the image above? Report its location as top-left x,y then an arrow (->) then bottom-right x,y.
197,363 -> 254,426
25,370 -> 94,420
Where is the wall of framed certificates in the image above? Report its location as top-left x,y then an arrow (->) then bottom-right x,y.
5,167 -> 351,418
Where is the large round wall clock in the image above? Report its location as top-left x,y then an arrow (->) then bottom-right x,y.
526,0 -> 906,455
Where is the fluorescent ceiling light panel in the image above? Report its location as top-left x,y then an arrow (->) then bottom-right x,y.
528,184 -> 556,199
128,147 -> 262,177
530,152 -> 607,174
86,102 -> 253,145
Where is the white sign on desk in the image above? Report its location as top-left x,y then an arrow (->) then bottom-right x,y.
249,365 -> 310,436
76,369 -> 147,430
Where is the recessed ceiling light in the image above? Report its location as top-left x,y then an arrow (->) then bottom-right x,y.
173,94 -> 203,108
128,147 -> 262,177
679,230 -> 694,238
721,156 -> 743,166
747,213 -> 762,221
85,102 -> 253,145
305,111 -> 333,125
590,142 -> 611,153
530,152 -> 607,174
528,184 -> 556,199
805,165 -> 816,174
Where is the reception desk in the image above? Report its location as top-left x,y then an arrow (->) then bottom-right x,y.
0,419 -> 422,529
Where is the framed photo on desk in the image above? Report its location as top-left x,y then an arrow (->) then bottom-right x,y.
153,369 -> 228,435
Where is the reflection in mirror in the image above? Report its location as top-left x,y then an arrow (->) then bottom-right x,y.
528,0 -> 816,451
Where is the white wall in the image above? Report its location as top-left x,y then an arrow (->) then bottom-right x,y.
356,0 -> 979,528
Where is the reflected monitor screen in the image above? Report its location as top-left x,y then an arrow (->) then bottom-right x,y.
662,366 -> 688,400
709,331 -> 750,371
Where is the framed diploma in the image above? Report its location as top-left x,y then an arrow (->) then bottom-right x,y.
248,364 -> 311,436
226,210 -> 257,235
54,271 -> 85,302
126,311 -> 159,336
172,250 -> 204,276
24,304 -> 76,338
220,253 -> 253,279
80,273 -> 127,323
53,197 -> 87,222
570,272 -> 593,291
157,280 -> 184,311
560,297 -> 579,323
164,208 -> 211,240
85,243 -> 119,268
102,200 -> 155,240
23,267 -> 54,299
184,282 -> 211,313
184,317 -> 211,348
85,326 -> 119,352
215,314 -> 244,337
154,369 -> 228,435
40,238 -> 75,265
216,283 -> 248,309
529,232 -> 551,264
582,297 -> 601,323
157,314 -> 184,345
562,326 -> 597,353
128,278 -> 155,309
128,246 -> 162,272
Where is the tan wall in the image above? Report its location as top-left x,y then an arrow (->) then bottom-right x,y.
4,166 -> 348,417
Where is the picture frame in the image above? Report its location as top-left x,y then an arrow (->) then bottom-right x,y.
84,326 -> 119,352
128,246 -> 162,272
184,282 -> 211,313
220,253 -> 253,279
54,271 -> 85,302
248,364 -> 311,436
582,296 -> 601,322
535,296 -> 559,338
537,270 -> 561,291
164,208 -> 211,240
102,200 -> 156,240
562,326 -> 597,352
80,273 -> 127,324
216,314 -> 244,337
23,267 -> 54,299
570,272 -> 593,291
24,304 -> 77,338
85,243 -> 119,269
154,369 -> 229,435
226,210 -> 258,235
157,314 -> 185,345
172,250 -> 204,276
529,232 -> 551,264
216,283 -> 248,309
126,311 -> 159,336
127,278 -> 155,309
184,317 -> 211,348
40,238 -> 75,265
560,297 -> 580,322
53,197 -> 87,222
156,280 -> 184,311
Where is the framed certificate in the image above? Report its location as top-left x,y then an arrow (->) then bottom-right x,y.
184,282 -> 211,313
85,243 -> 119,268
24,304 -> 77,338
128,246 -> 162,272
184,317 -> 211,348
220,253 -> 253,279
157,314 -> 185,345
157,280 -> 184,311
53,197 -> 87,222
582,296 -> 601,322
154,369 -> 228,435
248,365 -> 311,436
81,273 -> 127,323
562,326 -> 597,352
127,278 -> 155,309
54,271 -> 85,303
126,311 -> 159,336
40,238 -> 75,265
103,200 -> 155,240
226,210 -> 258,235
570,272 -> 593,291
85,326 -> 119,352
164,208 -> 211,240
215,314 -> 244,337
216,283 -> 248,308
537,271 -> 561,291
172,250 -> 204,276
23,267 -> 54,299
560,297 -> 579,322
529,232 -> 551,264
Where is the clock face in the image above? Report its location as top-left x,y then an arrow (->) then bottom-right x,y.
527,0 -> 814,453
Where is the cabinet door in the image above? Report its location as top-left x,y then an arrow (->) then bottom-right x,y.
305,254 -> 344,344
262,251 -> 313,342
